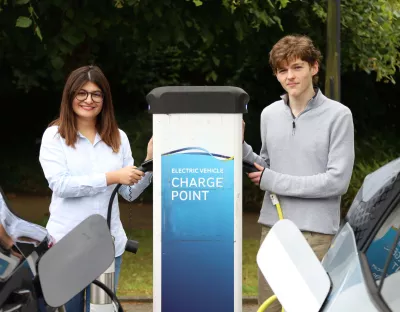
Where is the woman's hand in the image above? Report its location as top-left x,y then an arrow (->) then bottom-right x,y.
119,166 -> 144,185
106,166 -> 144,186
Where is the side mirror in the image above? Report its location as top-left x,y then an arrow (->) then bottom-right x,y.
257,219 -> 331,312
38,214 -> 115,308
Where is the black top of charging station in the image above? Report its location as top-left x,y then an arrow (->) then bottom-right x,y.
146,86 -> 249,114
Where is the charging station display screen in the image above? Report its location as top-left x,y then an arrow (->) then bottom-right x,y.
161,149 -> 234,311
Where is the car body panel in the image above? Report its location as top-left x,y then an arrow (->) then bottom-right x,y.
320,157 -> 400,311
321,223 -> 378,311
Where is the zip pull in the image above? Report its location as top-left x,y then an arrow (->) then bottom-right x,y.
292,120 -> 296,135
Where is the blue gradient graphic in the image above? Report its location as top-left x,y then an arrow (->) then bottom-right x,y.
366,227 -> 400,280
161,152 -> 234,312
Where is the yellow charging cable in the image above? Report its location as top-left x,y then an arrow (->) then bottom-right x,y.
257,295 -> 278,311
256,193 -> 284,312
269,194 -> 284,220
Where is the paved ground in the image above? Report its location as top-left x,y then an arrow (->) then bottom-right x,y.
121,302 -> 258,312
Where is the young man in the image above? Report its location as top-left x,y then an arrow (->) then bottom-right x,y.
242,35 -> 355,311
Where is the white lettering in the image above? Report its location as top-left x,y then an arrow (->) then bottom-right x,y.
169,171 -> 225,201
180,191 -> 188,201
172,178 -> 180,187
198,178 -> 206,187
171,190 -> 210,201
171,168 -> 224,174
193,192 -> 201,200
181,178 -> 188,187
189,179 -> 197,187
170,177 -> 223,188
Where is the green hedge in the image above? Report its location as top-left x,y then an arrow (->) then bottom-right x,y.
1,112 -> 399,217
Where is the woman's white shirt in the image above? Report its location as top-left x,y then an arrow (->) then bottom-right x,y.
39,126 -> 152,256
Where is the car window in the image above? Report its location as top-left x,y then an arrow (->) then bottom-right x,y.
346,158 -> 400,251
366,199 -> 400,310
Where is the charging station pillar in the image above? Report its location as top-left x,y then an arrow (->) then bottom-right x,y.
147,86 -> 249,312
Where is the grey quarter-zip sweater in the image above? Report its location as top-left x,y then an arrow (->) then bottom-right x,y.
243,89 -> 355,234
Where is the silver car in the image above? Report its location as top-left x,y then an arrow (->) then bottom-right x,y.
259,157 -> 400,312
321,156 -> 400,311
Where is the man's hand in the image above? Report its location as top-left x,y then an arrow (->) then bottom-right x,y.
242,120 -> 245,143
248,163 -> 265,185
145,136 -> 153,161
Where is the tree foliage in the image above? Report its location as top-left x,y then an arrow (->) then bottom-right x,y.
0,0 -> 399,197
313,0 -> 400,83
0,0 -> 399,94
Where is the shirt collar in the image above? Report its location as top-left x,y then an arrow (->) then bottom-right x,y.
280,87 -> 320,107
77,132 -> 102,145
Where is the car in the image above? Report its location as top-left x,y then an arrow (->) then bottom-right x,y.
258,156 -> 400,312
0,186 -> 116,311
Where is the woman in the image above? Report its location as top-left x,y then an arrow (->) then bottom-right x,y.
39,65 -> 153,311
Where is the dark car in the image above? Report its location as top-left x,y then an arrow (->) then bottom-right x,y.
0,186 -> 115,311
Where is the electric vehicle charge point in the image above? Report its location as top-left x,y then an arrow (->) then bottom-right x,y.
147,86 -> 249,312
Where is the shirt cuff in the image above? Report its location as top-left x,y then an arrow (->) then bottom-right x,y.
259,168 -> 273,192
141,172 -> 153,186
242,142 -> 253,161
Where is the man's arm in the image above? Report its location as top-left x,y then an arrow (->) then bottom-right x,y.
259,111 -> 355,198
243,112 -> 270,168
118,132 -> 152,202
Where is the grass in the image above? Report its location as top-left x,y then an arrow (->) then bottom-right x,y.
118,229 -> 153,297
118,229 -> 259,297
34,218 -> 258,297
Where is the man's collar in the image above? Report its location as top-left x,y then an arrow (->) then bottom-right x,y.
280,87 -> 320,106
